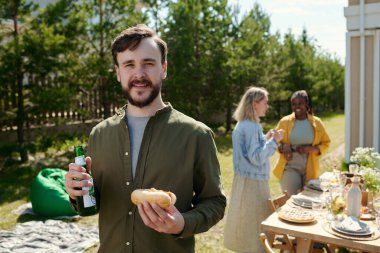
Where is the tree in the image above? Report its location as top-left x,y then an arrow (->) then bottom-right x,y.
164,0 -> 232,122
0,0 -> 36,162
72,0 -> 146,119
225,4 -> 278,126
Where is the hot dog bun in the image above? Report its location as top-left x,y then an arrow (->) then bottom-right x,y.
131,188 -> 177,208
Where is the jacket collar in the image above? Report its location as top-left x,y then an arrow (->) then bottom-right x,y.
115,103 -> 173,119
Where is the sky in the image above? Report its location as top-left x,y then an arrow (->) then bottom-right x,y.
229,0 -> 347,64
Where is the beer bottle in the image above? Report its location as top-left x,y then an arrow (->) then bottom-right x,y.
74,145 -> 97,216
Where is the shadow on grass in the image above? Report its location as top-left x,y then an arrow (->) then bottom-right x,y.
16,213 -> 79,223
16,214 -> 47,223
0,162 -> 40,205
0,156 -> 70,205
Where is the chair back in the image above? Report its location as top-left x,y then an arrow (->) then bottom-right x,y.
259,233 -> 275,253
268,191 -> 289,212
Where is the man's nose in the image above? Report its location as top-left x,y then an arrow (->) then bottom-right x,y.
134,66 -> 146,78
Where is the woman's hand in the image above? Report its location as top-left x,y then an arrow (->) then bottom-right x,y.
296,145 -> 320,155
282,144 -> 293,161
265,129 -> 274,140
273,129 -> 284,142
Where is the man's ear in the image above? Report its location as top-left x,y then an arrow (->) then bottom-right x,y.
115,65 -> 121,82
162,61 -> 168,79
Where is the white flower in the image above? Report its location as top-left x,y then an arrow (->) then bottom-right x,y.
350,147 -> 380,193
350,147 -> 379,169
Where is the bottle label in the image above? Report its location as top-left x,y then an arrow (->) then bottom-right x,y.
75,155 -> 86,167
82,178 -> 96,208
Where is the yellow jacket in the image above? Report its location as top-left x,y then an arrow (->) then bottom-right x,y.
273,113 -> 331,182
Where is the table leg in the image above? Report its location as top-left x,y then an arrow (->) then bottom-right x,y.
296,238 -> 313,253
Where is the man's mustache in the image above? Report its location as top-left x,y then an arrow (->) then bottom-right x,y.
129,78 -> 153,88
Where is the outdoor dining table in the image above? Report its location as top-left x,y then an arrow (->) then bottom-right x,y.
261,187 -> 380,253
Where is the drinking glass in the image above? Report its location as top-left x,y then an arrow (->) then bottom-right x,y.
329,186 -> 346,221
320,177 -> 330,200
312,201 -> 325,218
349,164 -> 359,175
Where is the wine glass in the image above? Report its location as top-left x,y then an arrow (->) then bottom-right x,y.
320,177 -> 330,200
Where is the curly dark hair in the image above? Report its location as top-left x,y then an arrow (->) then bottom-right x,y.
291,90 -> 313,115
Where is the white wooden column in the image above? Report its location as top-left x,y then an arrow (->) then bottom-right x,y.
374,29 -> 380,151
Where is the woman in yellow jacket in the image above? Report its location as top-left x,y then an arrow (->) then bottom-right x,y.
273,90 -> 331,196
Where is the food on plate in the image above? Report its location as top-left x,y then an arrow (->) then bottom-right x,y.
278,208 -> 315,223
131,188 -> 177,208
360,206 -> 370,214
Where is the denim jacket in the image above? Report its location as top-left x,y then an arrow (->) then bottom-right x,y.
232,120 -> 278,180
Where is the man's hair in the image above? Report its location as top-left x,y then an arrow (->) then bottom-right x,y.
111,24 -> 167,66
233,86 -> 268,122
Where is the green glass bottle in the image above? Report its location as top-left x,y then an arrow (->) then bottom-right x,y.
74,145 -> 97,216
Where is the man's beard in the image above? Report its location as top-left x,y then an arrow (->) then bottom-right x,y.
123,77 -> 161,108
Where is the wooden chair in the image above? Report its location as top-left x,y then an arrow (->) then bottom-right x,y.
259,233 -> 275,253
267,191 -> 296,253
268,191 -> 333,253
268,191 -> 290,212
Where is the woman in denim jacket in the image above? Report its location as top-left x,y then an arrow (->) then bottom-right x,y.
224,87 -> 284,253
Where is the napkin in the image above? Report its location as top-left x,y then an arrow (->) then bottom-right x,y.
307,179 -> 322,191
292,195 -> 313,205
335,216 -> 368,232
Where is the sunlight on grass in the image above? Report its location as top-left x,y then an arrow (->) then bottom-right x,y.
0,200 -> 27,230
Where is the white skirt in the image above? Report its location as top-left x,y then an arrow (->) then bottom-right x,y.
223,174 -> 271,253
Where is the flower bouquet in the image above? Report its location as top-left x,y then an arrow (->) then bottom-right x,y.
350,147 -> 380,194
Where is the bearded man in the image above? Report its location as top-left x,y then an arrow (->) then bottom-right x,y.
65,24 -> 226,253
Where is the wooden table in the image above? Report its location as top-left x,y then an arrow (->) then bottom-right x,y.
261,190 -> 380,253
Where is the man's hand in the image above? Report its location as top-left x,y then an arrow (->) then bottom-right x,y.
65,157 -> 93,200
137,202 -> 185,235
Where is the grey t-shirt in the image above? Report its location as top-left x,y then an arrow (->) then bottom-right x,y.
290,119 -> 314,145
126,115 -> 150,179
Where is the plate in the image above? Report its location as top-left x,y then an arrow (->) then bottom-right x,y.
333,219 -> 371,234
322,222 -> 380,241
360,213 -> 376,221
331,224 -> 373,237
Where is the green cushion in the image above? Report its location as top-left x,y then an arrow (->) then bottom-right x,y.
30,168 -> 77,217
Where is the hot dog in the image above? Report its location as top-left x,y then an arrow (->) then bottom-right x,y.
131,188 -> 177,208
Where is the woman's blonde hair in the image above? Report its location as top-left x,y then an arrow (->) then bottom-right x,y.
233,86 -> 268,122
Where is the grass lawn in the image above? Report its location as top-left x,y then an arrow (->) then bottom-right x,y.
0,113 -> 345,253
